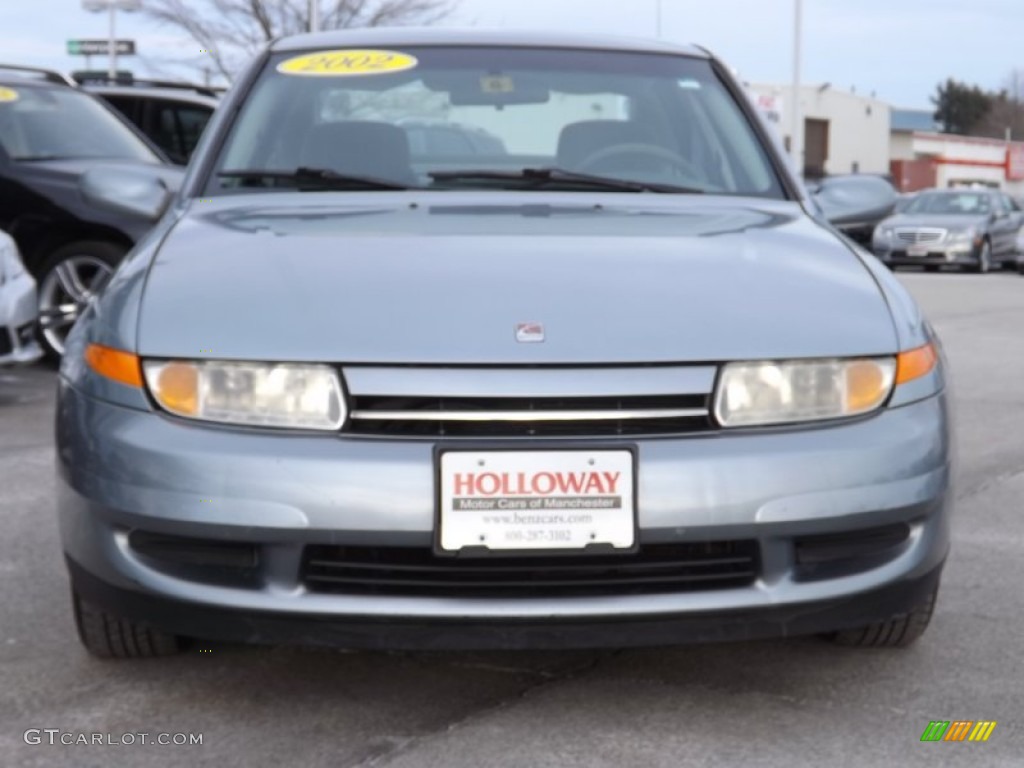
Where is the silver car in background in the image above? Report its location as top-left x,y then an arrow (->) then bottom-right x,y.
57,30 -> 951,658
872,188 -> 1023,272
0,231 -> 41,365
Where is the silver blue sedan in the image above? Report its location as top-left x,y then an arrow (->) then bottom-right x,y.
56,29 -> 951,657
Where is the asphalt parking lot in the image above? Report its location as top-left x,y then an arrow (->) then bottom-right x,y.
1,271 -> 1022,768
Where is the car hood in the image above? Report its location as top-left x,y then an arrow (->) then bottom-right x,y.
137,193 -> 899,364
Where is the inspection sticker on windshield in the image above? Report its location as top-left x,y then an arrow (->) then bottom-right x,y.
0,87 -> 19,103
277,49 -> 418,77
438,450 -> 635,552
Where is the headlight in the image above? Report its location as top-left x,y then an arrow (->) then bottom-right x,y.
143,360 -> 346,430
714,357 -> 896,427
947,227 -> 978,243
874,226 -> 893,242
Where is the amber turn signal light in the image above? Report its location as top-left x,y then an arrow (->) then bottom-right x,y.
895,342 -> 938,386
84,344 -> 143,388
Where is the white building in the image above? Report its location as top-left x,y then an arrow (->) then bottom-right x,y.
747,83 -> 891,178
889,111 -> 1024,195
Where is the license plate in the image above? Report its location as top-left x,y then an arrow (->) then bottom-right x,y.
438,450 -> 635,552
907,244 -> 929,257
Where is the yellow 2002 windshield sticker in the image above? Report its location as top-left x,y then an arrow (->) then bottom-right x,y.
277,49 -> 418,77
0,87 -> 19,103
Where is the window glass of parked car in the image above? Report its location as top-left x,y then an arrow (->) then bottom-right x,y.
209,47 -> 783,198
0,86 -> 160,163
153,101 -> 213,164
904,191 -> 991,215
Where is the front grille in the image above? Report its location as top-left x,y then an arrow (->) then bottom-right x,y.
301,541 -> 759,597
896,228 -> 945,244
794,523 -> 911,581
346,394 -> 713,437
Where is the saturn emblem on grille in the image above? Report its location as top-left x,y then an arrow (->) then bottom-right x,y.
515,322 -> 545,343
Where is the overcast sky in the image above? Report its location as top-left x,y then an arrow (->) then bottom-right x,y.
1,0 -> 1019,108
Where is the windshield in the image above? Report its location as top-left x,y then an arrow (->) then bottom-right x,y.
0,84 -> 160,162
905,192 -> 992,215
208,46 -> 784,197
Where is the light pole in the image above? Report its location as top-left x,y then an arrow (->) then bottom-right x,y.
82,0 -> 140,81
790,0 -> 804,176
655,0 -> 662,38
310,0 -> 319,32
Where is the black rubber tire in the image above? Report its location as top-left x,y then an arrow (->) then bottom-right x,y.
72,591 -> 181,659
968,240 -> 991,274
829,585 -> 938,648
35,241 -> 125,364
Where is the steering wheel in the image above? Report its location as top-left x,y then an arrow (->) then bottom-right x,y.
576,143 -> 705,182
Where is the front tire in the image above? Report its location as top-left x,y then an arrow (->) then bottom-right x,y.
828,585 -> 938,648
72,591 -> 181,659
35,241 -> 124,363
970,240 -> 992,274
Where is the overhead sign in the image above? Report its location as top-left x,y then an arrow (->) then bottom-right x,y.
67,39 -> 136,56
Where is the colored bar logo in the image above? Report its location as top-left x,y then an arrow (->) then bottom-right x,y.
920,721 -> 997,742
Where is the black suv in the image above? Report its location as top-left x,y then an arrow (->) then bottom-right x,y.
75,74 -> 220,164
0,65 -> 183,359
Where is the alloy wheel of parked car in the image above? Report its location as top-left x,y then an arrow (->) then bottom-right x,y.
36,242 -> 121,360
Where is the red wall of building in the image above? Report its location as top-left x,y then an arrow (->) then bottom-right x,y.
890,159 -> 937,192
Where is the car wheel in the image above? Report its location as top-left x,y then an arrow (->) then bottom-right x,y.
72,591 -> 181,659
971,240 -> 992,274
828,585 -> 938,648
36,241 -> 124,362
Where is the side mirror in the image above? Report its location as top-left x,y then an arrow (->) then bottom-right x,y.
80,167 -> 173,222
811,175 -> 897,227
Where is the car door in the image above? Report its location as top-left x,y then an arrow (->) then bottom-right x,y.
999,193 -> 1023,255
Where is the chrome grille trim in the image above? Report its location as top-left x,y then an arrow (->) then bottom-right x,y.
349,407 -> 710,422
895,227 -> 946,244
343,365 -> 717,398
342,366 -> 716,437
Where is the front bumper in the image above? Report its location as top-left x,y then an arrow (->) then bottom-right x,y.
57,382 -> 952,649
873,243 -> 980,267
0,272 -> 42,365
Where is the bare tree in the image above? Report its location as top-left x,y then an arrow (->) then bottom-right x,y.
141,0 -> 456,83
971,69 -> 1024,140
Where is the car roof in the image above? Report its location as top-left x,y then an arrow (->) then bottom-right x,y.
270,27 -> 709,58
0,73 -> 72,89
0,63 -> 77,86
83,84 -> 220,108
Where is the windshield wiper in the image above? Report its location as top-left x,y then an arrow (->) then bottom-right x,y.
217,167 -> 412,191
429,167 -> 704,194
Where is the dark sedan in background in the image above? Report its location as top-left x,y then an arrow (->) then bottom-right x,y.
872,188 -> 1022,272
0,65 -> 183,360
